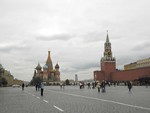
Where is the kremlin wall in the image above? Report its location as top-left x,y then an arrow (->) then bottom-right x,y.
94,33 -> 150,83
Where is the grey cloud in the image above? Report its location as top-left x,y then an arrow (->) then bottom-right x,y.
0,44 -> 30,53
35,31 -> 123,46
81,32 -> 104,43
60,62 -> 99,74
117,57 -> 134,67
72,62 -> 99,70
80,31 -> 123,44
132,42 -> 150,51
36,31 -> 107,43
60,67 -> 77,77
36,34 -> 75,41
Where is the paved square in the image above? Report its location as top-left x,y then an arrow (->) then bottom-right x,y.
0,86 -> 150,113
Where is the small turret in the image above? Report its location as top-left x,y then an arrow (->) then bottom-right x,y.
36,63 -> 42,70
55,63 -> 60,69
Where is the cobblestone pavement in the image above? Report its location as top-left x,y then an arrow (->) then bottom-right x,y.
0,86 -> 150,113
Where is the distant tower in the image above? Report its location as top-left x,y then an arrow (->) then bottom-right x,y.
101,31 -> 116,81
46,51 -> 53,71
75,74 -> 78,84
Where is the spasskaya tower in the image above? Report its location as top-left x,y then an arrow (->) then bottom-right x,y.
100,31 -> 116,81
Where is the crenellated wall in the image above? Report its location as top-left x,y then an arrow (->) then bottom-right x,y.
111,66 -> 150,81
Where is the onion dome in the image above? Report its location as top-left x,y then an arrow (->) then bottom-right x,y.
36,63 -> 42,70
55,63 -> 60,69
43,64 -> 48,70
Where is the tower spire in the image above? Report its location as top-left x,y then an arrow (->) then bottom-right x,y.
106,30 -> 109,43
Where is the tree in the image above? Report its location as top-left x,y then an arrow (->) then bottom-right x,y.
66,79 -> 70,85
2,77 -> 8,87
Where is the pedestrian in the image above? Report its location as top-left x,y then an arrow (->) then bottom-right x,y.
87,83 -> 91,89
62,82 -> 65,89
35,83 -> 38,91
145,80 -> 148,88
101,80 -> 106,93
40,82 -> 44,96
97,82 -> 101,93
79,82 -> 83,89
22,83 -> 25,91
114,82 -> 116,87
60,82 -> 62,89
38,83 -> 40,91
92,82 -> 95,89
127,81 -> 132,92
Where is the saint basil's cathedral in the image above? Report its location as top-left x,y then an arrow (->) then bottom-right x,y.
34,51 -> 60,82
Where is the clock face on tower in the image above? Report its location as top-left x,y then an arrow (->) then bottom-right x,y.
108,51 -> 111,56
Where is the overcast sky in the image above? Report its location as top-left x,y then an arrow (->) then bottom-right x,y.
0,0 -> 150,81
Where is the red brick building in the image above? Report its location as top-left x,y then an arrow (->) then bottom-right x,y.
94,32 -> 150,82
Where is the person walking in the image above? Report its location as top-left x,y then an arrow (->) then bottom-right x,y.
62,82 -> 65,89
22,83 -> 25,91
97,82 -> 101,93
87,83 -> 91,89
92,82 -> 95,89
79,82 -> 82,89
127,81 -> 132,92
40,82 -> 44,96
38,83 -> 40,91
35,83 -> 38,91
60,82 -> 63,89
101,80 -> 106,93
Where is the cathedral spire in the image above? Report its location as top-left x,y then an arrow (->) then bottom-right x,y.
46,50 -> 53,70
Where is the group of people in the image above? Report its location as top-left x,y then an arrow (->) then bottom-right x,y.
21,80 -> 133,97
97,80 -> 106,93
35,83 -> 44,96
86,80 -> 106,93
85,80 -> 133,93
22,82 -> 44,96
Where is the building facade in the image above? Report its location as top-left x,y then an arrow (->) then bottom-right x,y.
124,58 -> 150,70
94,33 -> 150,82
34,51 -> 60,83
